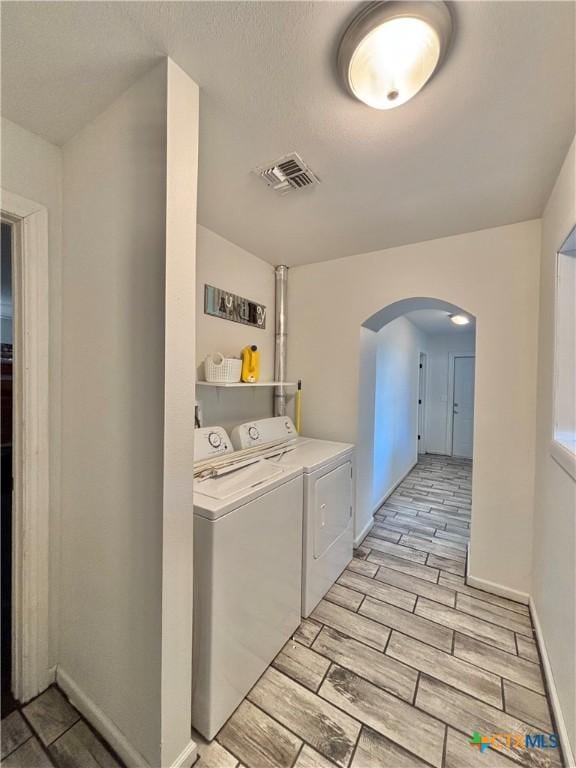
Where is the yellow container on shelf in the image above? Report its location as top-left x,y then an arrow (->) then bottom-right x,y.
241,345 -> 260,383
294,380 -> 302,432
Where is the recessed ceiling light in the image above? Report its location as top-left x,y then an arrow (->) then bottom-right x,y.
449,314 -> 470,326
337,1 -> 453,110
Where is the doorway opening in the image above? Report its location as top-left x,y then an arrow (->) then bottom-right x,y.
1,220 -> 16,714
356,297 -> 476,548
1,190 -> 51,707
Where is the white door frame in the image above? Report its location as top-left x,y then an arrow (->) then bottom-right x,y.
1,189 -> 51,702
447,353 -> 475,457
417,352 -> 427,453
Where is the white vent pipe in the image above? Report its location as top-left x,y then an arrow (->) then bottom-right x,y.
274,265 -> 288,416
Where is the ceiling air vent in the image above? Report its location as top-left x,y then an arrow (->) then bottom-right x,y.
255,152 -> 321,195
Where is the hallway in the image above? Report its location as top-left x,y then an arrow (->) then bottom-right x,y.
195,455 -> 561,768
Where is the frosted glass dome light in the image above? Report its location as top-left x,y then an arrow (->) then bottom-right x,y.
449,314 -> 471,326
338,2 -> 452,110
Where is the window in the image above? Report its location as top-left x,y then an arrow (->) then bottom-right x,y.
552,225 -> 576,478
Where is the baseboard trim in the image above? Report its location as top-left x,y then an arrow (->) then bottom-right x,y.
169,739 -> 197,768
355,460 -> 418,547
371,460 -> 418,518
354,517 -> 374,547
466,548 -> 529,605
529,598 -> 576,768
465,573 -> 530,605
47,664 -> 57,682
57,667 -> 153,768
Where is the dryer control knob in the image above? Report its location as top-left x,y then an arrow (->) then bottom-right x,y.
248,426 -> 260,441
208,431 -> 222,448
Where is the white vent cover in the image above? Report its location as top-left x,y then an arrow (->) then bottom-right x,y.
255,152 -> 320,195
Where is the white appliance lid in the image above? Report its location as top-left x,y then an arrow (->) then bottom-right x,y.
273,438 -> 354,472
195,460 -> 283,500
194,460 -> 302,520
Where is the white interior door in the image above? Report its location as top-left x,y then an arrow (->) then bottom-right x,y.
452,356 -> 475,459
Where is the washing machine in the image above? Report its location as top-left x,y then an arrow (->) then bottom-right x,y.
231,417 -> 354,617
192,426 -> 303,739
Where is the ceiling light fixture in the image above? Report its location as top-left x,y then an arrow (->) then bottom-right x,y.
337,1 -> 453,110
449,314 -> 470,326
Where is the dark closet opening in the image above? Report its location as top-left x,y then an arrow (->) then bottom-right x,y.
1,220 -> 16,715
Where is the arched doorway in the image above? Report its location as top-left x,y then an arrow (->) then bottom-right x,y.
356,298 -> 476,583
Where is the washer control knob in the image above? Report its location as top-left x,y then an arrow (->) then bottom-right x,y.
208,431 -> 222,448
248,426 -> 260,441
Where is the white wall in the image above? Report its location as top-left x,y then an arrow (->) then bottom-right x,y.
288,220 -> 540,596
372,317 -> 426,515
1,117 -> 63,671
425,332 -> 476,455
532,137 -> 575,761
59,60 -> 198,768
162,59 -> 199,768
195,225 -> 275,432
356,327 -> 377,540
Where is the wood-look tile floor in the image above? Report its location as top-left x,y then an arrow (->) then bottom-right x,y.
1,686 -> 123,768
1,457 -> 563,768
198,455 -> 564,768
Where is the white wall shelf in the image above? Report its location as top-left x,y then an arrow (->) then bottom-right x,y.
196,381 -> 296,388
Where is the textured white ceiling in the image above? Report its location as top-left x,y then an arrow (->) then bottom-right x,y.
404,309 -> 476,335
2,1 -> 574,267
